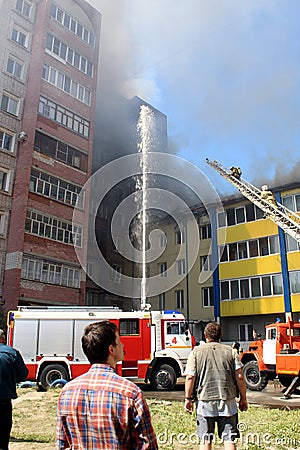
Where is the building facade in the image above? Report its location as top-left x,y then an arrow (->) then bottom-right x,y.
0,0 -> 101,311
149,183 -> 300,344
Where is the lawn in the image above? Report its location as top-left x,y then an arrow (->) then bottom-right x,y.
10,388 -> 300,449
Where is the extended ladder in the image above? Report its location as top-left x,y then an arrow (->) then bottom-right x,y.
206,158 -> 300,242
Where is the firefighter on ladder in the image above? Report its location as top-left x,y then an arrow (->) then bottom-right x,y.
260,185 -> 277,208
230,166 -> 242,179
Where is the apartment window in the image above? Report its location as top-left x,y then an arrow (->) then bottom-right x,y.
249,239 -> 259,257
0,170 -> 9,191
238,242 -> 248,259
11,27 -> 28,47
38,96 -> 89,137
34,131 -> 88,172
200,224 -> 211,239
46,33 -> 94,77
16,0 -> 32,17
177,259 -> 186,275
229,243 -> 238,261
175,290 -> 184,309
0,213 -> 5,235
175,226 -> 185,244
286,234 -> 300,252
202,286 -> 214,307
290,271 -> 300,294
159,292 -> 165,310
1,93 -> 19,116
221,274 -> 283,300
201,255 -> 212,271
159,262 -> 167,277
236,207 -> 245,224
22,256 -> 81,288
30,169 -> 83,208
42,63 -> 91,105
239,323 -> 253,341
25,210 -> 82,246
218,203 -> 265,228
0,130 -> 14,152
7,56 -> 23,79
110,265 -> 121,284
159,233 -> 167,248
50,3 -> 95,47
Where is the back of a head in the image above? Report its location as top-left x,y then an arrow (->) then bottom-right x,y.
204,322 -> 222,342
82,321 -> 117,364
0,329 -> 5,343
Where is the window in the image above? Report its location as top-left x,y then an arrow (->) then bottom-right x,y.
201,255 -> 212,271
159,292 -> 165,310
177,259 -> 186,275
290,271 -> 300,294
219,235 -> 279,263
0,130 -> 14,152
38,96 -> 89,137
42,63 -> 91,105
159,233 -> 167,248
200,224 -> 211,239
175,290 -> 184,309
11,27 -> 28,47
259,237 -> 269,256
286,234 -> 300,252
0,212 -> 5,235
202,286 -> 214,307
0,170 -> 9,191
16,0 -> 31,17
25,210 -> 82,246
221,274 -> 283,300
218,211 -> 226,228
110,264 -> 121,284
22,256 -> 81,288
30,169 -> 84,208
1,93 -> 19,116
50,3 -> 95,47
7,56 -> 23,79
175,226 -> 185,244
119,319 -> 139,335
159,262 -> 167,277
238,242 -> 248,259
236,207 -> 245,224
46,33 -> 94,77
239,323 -> 253,341
229,243 -> 237,261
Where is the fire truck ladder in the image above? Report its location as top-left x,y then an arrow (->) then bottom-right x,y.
206,158 -> 300,242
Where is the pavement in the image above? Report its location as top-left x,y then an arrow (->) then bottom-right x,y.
139,379 -> 300,409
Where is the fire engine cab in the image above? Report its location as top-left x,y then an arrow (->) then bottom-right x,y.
7,306 -> 195,390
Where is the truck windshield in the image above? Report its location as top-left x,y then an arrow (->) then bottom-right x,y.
167,321 -> 188,335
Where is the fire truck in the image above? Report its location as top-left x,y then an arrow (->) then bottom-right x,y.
7,306 -> 195,390
240,320 -> 300,397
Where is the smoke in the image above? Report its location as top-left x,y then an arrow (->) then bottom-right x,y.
88,0 -> 300,191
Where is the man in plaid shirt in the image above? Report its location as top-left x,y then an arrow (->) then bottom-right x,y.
56,321 -> 158,449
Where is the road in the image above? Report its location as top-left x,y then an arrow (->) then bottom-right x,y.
138,379 -> 300,409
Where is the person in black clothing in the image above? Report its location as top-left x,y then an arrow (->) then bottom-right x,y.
0,329 -> 28,450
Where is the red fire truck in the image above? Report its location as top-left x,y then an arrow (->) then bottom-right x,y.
7,306 -> 195,390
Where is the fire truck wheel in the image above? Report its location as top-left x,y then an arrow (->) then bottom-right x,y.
150,364 -> 176,390
243,360 -> 268,391
39,364 -> 69,390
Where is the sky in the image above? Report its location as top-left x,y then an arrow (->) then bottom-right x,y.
88,0 -> 300,196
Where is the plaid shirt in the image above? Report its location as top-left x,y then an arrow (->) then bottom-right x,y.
56,364 -> 158,449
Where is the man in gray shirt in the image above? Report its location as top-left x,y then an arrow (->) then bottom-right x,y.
184,322 -> 248,450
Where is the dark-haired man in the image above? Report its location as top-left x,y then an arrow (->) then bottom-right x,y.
184,322 -> 248,450
0,328 -> 28,450
56,321 -> 158,449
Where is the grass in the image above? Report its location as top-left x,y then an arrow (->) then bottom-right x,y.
11,388 -> 300,449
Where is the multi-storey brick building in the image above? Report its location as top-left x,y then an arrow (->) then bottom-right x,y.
0,0 -> 101,311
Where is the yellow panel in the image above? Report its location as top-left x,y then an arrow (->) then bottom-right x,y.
287,252 -> 300,271
219,254 -> 282,279
220,296 -> 285,317
218,220 -> 278,243
291,294 -> 300,312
